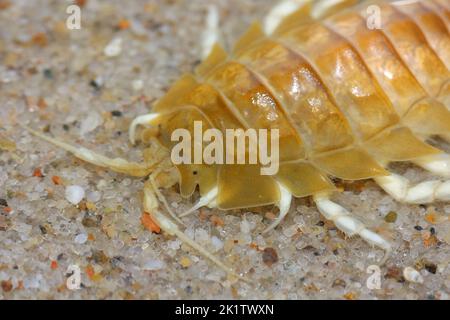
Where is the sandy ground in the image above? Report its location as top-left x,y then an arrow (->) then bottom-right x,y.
0,0 -> 449,299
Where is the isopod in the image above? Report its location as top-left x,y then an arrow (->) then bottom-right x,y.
23,0 -> 450,280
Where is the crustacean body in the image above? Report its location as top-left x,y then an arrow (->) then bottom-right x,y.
23,0 -> 450,279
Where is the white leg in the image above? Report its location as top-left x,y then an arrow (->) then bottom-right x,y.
314,195 -> 392,264
375,173 -> 450,204
22,124 -> 155,177
178,182 -> 292,234
201,5 -> 220,59
263,183 -> 292,233
149,170 -> 185,225
311,0 -> 352,19
129,113 -> 160,145
264,0 -> 310,35
179,187 -> 219,218
264,0 -> 356,34
413,153 -> 450,177
143,182 -> 247,282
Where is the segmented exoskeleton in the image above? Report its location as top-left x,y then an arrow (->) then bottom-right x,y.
24,0 -> 450,280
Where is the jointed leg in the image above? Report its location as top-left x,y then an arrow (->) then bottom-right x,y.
413,153 -> 450,177
177,182 -> 293,234
374,173 -> 450,204
22,124 -> 156,177
149,170 -> 185,225
264,0 -> 310,34
143,181 -> 247,282
310,0 -> 358,20
129,113 -> 161,145
314,194 -> 392,264
264,0 -> 356,35
179,187 -> 218,218
263,183 -> 292,234
201,5 -> 220,59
